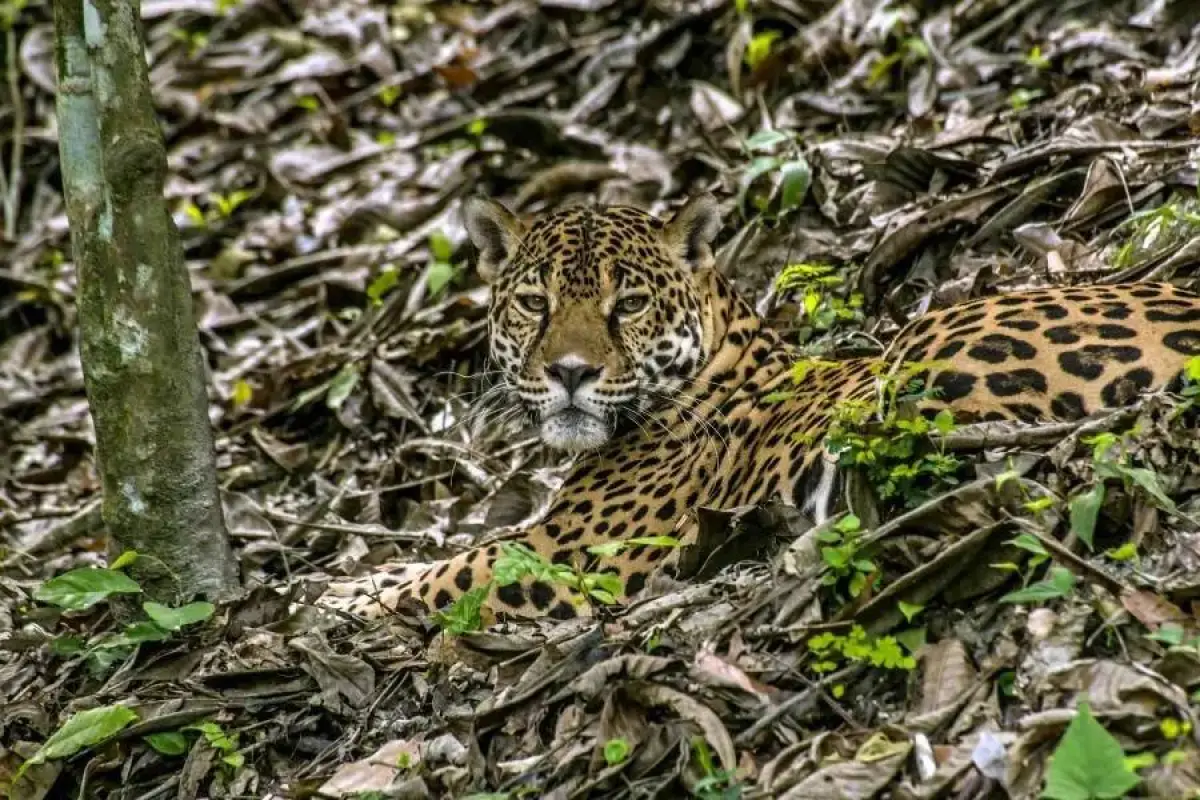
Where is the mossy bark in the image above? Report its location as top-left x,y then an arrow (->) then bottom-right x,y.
52,0 -> 239,602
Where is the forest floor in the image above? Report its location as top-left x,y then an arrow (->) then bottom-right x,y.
4,0 -> 1200,797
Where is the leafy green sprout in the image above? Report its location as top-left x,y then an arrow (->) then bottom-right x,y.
807,624 -> 916,674
994,378 -> 1197,606
816,513 -> 878,599
865,36 -> 931,89
32,553 -> 216,676
743,30 -> 780,71
169,27 -> 209,56
181,190 -> 253,228
433,542 -> 628,635
1111,195 -> 1200,270
690,737 -> 741,800
365,231 -> 460,308
1041,698 -> 1141,800
434,533 -> 687,635
773,263 -> 864,335
377,85 -> 401,107
823,362 -> 963,508
20,558 -> 228,776
603,738 -> 631,766
737,130 -> 810,219
1025,46 -> 1050,70
1008,88 -> 1044,111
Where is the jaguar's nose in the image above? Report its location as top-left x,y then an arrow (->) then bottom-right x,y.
546,359 -> 603,396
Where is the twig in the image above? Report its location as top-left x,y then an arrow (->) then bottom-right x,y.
934,417 -> 1094,452
3,22 -> 23,240
735,663 -> 864,746
0,501 -> 104,570
260,508 -> 435,543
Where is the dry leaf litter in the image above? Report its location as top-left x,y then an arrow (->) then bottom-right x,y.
3,0 -> 1200,797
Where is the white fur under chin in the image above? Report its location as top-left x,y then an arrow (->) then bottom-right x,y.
540,410 -> 612,452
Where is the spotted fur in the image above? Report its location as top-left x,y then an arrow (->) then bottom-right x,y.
321,199 -> 1200,622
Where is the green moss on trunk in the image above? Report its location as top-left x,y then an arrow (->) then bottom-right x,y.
53,0 -> 239,603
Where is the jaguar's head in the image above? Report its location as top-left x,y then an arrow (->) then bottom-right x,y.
463,196 -> 721,452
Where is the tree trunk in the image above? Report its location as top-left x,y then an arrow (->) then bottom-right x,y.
52,0 -> 239,603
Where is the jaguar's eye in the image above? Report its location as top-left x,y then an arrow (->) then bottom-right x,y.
516,293 -> 548,314
615,294 -> 650,315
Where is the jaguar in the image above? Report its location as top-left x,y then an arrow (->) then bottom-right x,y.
321,195 -> 1200,623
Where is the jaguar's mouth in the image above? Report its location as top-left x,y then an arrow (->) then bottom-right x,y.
540,408 -> 613,452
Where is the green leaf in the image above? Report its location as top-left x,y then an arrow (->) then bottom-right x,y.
183,202 -> 207,226
21,705 -> 139,774
367,268 -> 399,306
932,408 -> 955,434
1049,567 -> 1077,594
994,468 -> 1021,489
1104,542 -> 1138,562
745,130 -> 790,152
34,568 -> 142,611
1069,483 -> 1105,550
1123,752 -> 1157,773
184,722 -> 237,753
1000,567 -> 1077,605
744,30 -> 781,69
584,572 -> 623,603
603,737 -> 630,765
1007,533 -> 1049,557
110,551 -> 138,570
377,85 -> 401,107
894,626 -> 926,654
1184,355 -> 1200,383
587,541 -> 625,558
897,601 -> 924,622
1148,623 -> 1184,646
777,158 -> 811,212
1094,462 -> 1176,513
431,584 -> 489,635
493,543 -> 542,585
97,621 -> 171,648
143,601 -> 215,631
821,546 -> 850,569
325,363 -> 360,410
736,155 -> 782,211
429,231 -> 455,263
625,535 -> 682,549
1041,699 -> 1141,799
1023,495 -> 1056,514
834,513 -> 861,533
231,380 -> 253,407
426,261 -> 457,298
145,731 -> 189,756
50,635 -> 87,656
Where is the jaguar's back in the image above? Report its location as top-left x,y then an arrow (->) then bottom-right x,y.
321,198 -> 1200,623
885,282 -> 1200,423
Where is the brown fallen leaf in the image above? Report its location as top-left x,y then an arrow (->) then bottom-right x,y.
1121,587 -> 1187,631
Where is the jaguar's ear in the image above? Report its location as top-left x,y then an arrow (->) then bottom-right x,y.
463,197 -> 524,282
663,194 -> 721,272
